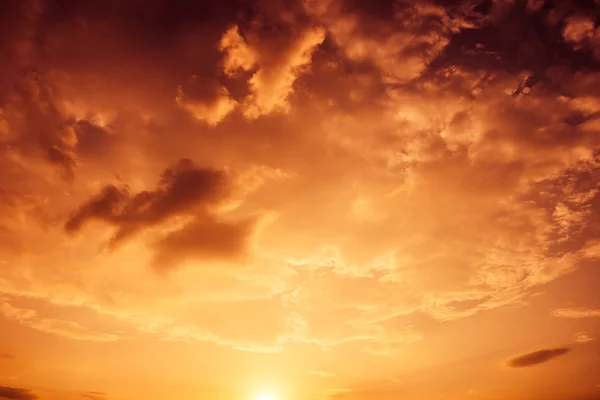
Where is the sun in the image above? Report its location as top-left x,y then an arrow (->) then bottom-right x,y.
255,392 -> 279,400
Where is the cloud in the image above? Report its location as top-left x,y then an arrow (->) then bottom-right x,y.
0,298 -> 121,342
65,159 -> 232,246
574,332 -> 595,344
552,308 -> 600,318
218,24 -> 326,118
563,15 -> 597,44
26,319 -> 122,342
0,72 -> 113,182
64,158 -> 261,269
0,299 -> 37,321
241,26 -> 326,118
0,74 -> 78,180
152,213 -> 257,269
0,353 -> 12,359
175,76 -> 238,126
219,25 -> 258,76
306,0 -> 452,84
0,386 -> 37,400
422,0 -> 600,96
507,348 -> 571,368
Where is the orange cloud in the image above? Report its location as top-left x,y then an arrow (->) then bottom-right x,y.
219,25 -> 259,76
574,332 -> 595,343
218,24 -> 325,118
175,85 -> 237,126
0,298 -> 121,342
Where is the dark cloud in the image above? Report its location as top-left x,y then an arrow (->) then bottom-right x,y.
152,213 -> 256,269
0,0 -> 253,182
65,158 -> 231,246
507,347 -> 571,368
73,120 -> 117,159
0,386 -> 37,400
0,353 -> 12,359
1,71 -> 118,181
423,0 -> 600,96
2,74 -> 79,180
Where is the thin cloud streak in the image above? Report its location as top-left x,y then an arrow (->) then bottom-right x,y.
552,308 -> 600,319
507,348 -> 572,368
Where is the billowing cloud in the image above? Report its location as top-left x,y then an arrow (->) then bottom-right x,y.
219,23 -> 325,118
0,386 -> 37,400
175,76 -> 238,126
305,0 -> 453,84
507,348 -> 571,368
64,158 -> 259,269
220,25 -> 258,76
65,159 -> 231,243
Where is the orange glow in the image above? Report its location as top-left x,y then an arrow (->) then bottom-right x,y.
1,1 -> 600,400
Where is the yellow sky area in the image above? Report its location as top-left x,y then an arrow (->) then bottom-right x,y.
2,1 -> 600,400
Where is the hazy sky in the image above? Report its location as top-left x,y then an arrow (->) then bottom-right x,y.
1,0 -> 600,399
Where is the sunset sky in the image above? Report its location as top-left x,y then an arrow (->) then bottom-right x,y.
1,0 -> 600,399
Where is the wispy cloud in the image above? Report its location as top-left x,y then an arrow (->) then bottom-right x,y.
574,333 -> 595,344
552,308 -> 600,319
0,298 -> 122,342
308,370 -> 337,378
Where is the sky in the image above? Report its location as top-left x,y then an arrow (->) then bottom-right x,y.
1,0 -> 600,399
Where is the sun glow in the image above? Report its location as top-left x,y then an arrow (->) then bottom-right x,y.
255,392 -> 279,400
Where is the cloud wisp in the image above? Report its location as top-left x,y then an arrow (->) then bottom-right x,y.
552,308 -> 600,319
